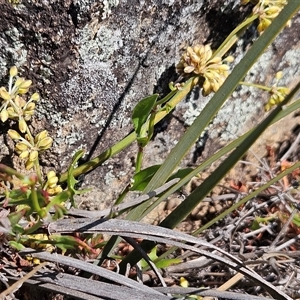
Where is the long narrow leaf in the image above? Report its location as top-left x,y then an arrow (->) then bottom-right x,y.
159,80 -> 300,229
143,1 -> 300,193
48,218 -> 292,300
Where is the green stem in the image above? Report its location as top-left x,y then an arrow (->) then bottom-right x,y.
34,159 -> 43,184
113,184 -> 130,206
147,110 -> 156,142
213,14 -> 258,58
0,164 -> 25,180
240,81 -> 271,91
25,126 -> 43,184
135,146 -> 143,174
156,89 -> 177,106
30,185 -> 42,217
59,77 -> 196,183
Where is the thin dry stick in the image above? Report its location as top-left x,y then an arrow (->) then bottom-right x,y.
0,262 -> 48,299
217,272 -> 245,291
269,209 -> 297,250
280,131 -> 300,162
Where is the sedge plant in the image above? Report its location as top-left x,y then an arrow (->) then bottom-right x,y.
0,0 -> 300,298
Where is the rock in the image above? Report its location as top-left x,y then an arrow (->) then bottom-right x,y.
1,0 -> 300,209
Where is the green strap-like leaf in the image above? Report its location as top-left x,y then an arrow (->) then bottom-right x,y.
132,94 -> 158,137
143,1 -> 300,194
67,150 -> 90,206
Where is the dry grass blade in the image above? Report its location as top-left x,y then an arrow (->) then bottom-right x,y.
154,287 -> 275,300
8,269 -> 171,300
20,248 -> 165,297
6,277 -> 104,300
48,218 -> 292,300
0,262 -> 48,299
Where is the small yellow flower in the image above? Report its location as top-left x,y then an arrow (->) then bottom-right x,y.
30,92 -> 40,101
47,171 -> 59,187
15,142 -> 28,152
176,44 -> 233,96
18,117 -> 27,133
264,72 -> 289,111
35,130 -> 48,143
10,66 -> 18,77
0,87 -> 10,101
242,0 -> 289,34
29,150 -> 39,162
45,171 -> 62,195
37,137 -> 53,150
19,150 -> 30,159
8,129 -> 22,140
47,185 -> 63,195
0,109 -> 9,122
25,159 -> 34,170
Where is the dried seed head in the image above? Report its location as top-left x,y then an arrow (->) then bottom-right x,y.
176,44 -> 234,96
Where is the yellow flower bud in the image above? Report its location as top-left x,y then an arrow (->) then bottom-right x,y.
26,102 -> 35,111
14,95 -> 26,108
19,150 -> 30,159
47,170 -> 56,179
275,71 -> 283,80
24,113 -> 34,121
25,159 -> 34,170
217,64 -> 230,71
30,92 -> 40,101
15,77 -> 25,87
179,277 -> 189,288
7,107 -> 18,118
184,66 -> 195,73
10,66 -> 18,77
48,176 -> 58,188
54,185 -> 63,194
8,129 -> 22,140
33,258 -> 41,265
0,88 -> 10,101
18,118 -> 27,133
29,150 -> 38,162
18,88 -> 30,95
1,109 -> 9,122
37,137 -> 53,150
186,46 -> 194,56
225,56 -> 234,63
190,53 -> 201,63
35,130 -> 48,143
15,142 -> 28,152
208,56 -> 222,64
19,80 -> 32,89
265,6 -> 280,17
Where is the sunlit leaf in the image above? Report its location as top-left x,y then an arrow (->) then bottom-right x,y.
132,94 -> 158,136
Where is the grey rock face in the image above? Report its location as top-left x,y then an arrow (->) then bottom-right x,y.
0,1 -> 299,208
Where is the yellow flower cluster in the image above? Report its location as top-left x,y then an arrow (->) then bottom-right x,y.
8,129 -> 53,170
264,72 -> 289,111
241,0 -> 289,33
0,66 -> 39,133
45,171 -> 63,195
176,44 -> 234,96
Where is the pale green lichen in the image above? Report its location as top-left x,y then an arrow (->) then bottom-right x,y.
102,0 -> 119,19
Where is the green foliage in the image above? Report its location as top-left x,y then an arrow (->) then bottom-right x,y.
66,150 -> 91,207
0,1 -> 300,298
132,94 -> 158,144
140,246 -> 182,269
